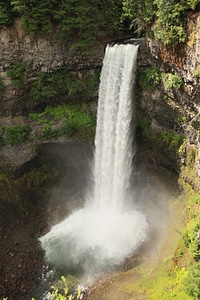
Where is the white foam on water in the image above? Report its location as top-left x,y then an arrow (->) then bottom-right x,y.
40,203 -> 148,273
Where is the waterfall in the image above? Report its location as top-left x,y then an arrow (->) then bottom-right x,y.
39,43 -> 148,275
94,44 -> 138,211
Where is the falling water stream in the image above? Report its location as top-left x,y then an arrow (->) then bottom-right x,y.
39,43 -> 148,278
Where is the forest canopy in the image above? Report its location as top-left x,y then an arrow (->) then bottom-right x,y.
0,0 -> 199,47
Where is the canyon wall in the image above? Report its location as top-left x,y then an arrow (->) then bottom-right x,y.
0,19 -> 104,116
0,13 -> 200,171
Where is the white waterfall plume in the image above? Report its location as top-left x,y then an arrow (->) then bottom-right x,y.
95,44 -> 138,211
39,43 -> 148,275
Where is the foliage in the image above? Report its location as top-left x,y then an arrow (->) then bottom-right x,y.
40,125 -> 60,140
1,0 -> 199,47
0,173 -> 10,184
32,276 -> 81,300
140,122 -> 185,150
161,73 -> 183,90
159,130 -> 185,149
5,124 -> 31,144
30,68 -> 100,101
29,104 -> 96,141
11,0 -> 122,49
187,0 -> 199,10
183,221 -> 200,260
184,262 -> 200,299
60,104 -> 96,138
138,67 -> 161,90
0,1 -> 14,27
121,0 -> 198,44
121,0 -> 155,35
151,267 -> 189,300
182,193 -> 200,260
153,0 -> 187,45
6,62 -> 27,89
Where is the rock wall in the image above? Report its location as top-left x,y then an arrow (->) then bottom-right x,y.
0,13 -> 200,172
137,12 -> 200,142
0,19 -> 105,116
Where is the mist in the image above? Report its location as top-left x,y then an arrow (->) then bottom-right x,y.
39,143 -> 171,277
39,43 -> 172,280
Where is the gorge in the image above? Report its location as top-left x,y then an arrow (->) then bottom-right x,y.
0,5 -> 200,300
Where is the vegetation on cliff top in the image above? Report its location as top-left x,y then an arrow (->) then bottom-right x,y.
0,0 -> 199,47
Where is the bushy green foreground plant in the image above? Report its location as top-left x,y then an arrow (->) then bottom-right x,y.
32,276 -> 81,300
185,262 -> 200,299
144,265 -> 190,300
182,194 -> 200,261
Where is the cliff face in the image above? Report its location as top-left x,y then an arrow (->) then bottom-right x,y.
0,13 -> 200,172
135,12 -> 200,188
0,19 -> 104,116
138,12 -> 200,134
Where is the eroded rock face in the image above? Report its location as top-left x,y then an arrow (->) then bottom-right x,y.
0,19 -> 104,116
137,12 -> 200,143
0,13 -> 200,171
148,12 -> 200,84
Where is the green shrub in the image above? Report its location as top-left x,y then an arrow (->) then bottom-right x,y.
159,130 -> 185,149
153,0 -> 188,45
161,73 -> 183,90
62,104 -> 96,137
0,1 -> 14,27
121,0 -> 197,45
135,118 -> 151,137
5,125 -> 31,144
39,125 -> 60,140
138,67 -> 161,90
29,104 -> 96,141
188,0 -> 199,10
29,106 -> 65,127
6,63 -> 27,89
32,276 -> 81,300
183,219 -> 200,260
185,262 -> 200,299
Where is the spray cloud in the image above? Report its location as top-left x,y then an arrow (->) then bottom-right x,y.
39,43 -> 169,277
